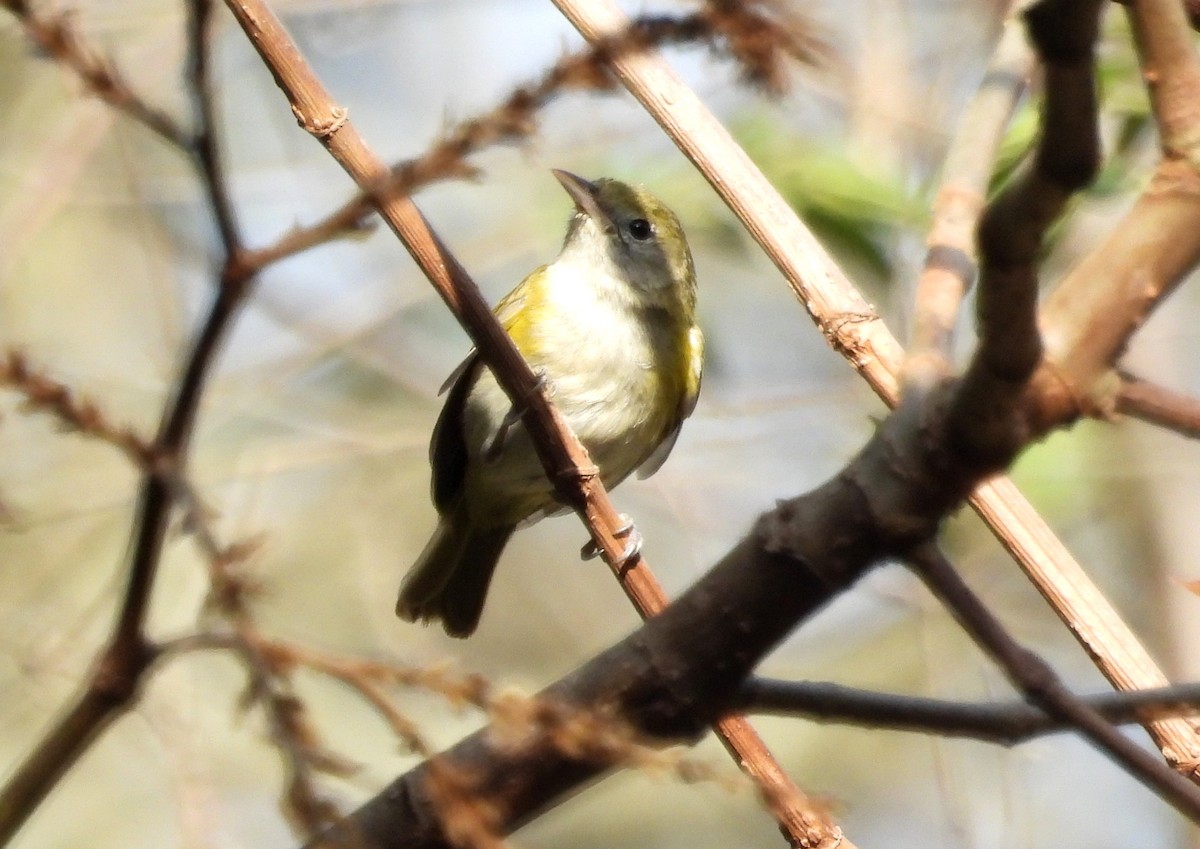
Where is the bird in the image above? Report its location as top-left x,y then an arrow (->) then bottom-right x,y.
396,169 -> 703,637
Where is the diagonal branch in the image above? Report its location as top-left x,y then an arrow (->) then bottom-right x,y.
1039,0 -> 1200,397
1116,371 -> 1200,439
906,543 -> 1200,814
0,0 -> 192,149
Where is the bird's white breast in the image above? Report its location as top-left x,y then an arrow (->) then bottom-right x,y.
462,259 -> 676,520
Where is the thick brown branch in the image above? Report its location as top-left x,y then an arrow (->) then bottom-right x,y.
947,0 -> 1103,467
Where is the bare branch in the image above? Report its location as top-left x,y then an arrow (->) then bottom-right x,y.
0,0 -> 192,149
1116,371 -> 1200,438
0,351 -> 154,467
186,0 -> 242,256
904,19 -> 1033,390
0,0 -> 252,837
906,543 -> 1200,818
739,678 -> 1200,744
1040,0 -> 1200,395
551,0 -> 1200,780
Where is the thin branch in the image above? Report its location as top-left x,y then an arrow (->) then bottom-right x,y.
0,0 -> 192,149
186,0 -> 242,257
0,0 -> 251,840
163,633 -> 742,797
1116,370 -> 1200,438
739,678 -> 1200,744
906,543 -> 1200,818
0,351 -> 154,467
904,19 -> 1033,390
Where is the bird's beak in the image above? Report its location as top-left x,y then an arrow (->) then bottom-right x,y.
552,169 -> 611,231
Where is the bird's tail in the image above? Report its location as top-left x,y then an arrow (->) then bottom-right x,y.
396,511 -> 514,638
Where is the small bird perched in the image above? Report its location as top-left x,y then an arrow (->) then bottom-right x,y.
396,170 -> 703,637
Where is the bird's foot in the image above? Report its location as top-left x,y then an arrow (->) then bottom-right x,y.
580,514 -> 642,564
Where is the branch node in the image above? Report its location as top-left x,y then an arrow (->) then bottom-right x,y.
293,103 -> 349,138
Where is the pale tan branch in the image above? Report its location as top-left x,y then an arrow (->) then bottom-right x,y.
905,19 -> 1034,390
1041,0 -> 1200,393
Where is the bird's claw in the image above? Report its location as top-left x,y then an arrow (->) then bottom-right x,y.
580,514 -> 642,564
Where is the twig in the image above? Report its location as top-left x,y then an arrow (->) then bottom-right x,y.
739,678 -> 1200,743
0,0 -> 192,150
1116,370 -> 1200,438
906,543 -> 1200,819
0,351 -> 153,467
186,0 -> 242,256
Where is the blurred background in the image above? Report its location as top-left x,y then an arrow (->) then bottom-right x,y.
3,0 -> 1200,846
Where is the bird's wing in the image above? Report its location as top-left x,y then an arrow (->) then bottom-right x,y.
429,272 -> 542,509
430,352 -> 482,512
638,324 -> 703,479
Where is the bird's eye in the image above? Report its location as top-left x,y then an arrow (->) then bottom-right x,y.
627,218 -> 653,241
